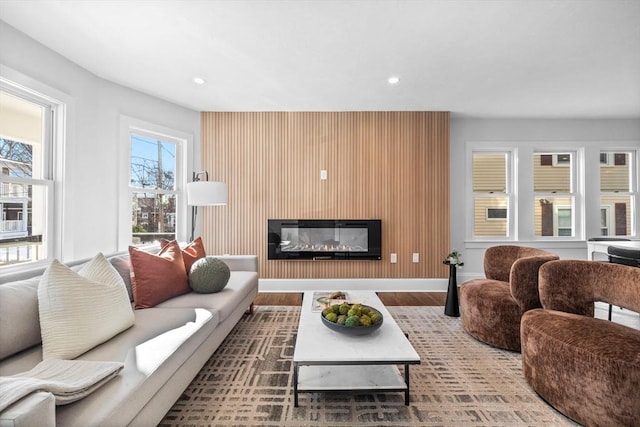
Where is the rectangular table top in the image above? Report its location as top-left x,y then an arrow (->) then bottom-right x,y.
293,291 -> 420,365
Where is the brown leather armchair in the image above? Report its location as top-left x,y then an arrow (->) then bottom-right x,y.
521,260 -> 640,427
459,245 -> 558,352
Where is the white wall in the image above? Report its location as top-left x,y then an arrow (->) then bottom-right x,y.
450,118 -> 640,280
0,21 -> 200,263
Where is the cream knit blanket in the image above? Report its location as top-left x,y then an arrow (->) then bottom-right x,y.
0,359 -> 124,411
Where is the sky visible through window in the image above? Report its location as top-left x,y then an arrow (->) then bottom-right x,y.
130,135 -> 176,190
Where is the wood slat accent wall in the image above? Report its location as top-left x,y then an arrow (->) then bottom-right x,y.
200,112 -> 450,278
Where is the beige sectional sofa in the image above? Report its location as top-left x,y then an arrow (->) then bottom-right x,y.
0,249 -> 259,427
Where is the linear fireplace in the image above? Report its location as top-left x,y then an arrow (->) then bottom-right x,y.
268,219 -> 382,260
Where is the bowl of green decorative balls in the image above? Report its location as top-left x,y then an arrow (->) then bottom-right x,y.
320,303 -> 384,335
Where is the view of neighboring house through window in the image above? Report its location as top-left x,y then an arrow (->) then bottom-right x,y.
600,151 -> 635,236
130,133 -> 177,244
468,143 -> 636,243
472,151 -> 510,238
0,89 -> 52,267
533,152 -> 576,237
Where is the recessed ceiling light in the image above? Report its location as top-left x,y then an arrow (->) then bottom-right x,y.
388,76 -> 400,85
193,77 -> 206,85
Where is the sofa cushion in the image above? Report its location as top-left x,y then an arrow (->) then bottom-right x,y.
161,237 -> 206,274
0,277 -> 41,360
129,241 -> 190,309
156,271 -> 258,321
0,306 -> 219,427
38,254 -> 135,360
188,257 -> 230,293
108,255 -> 134,302
55,307 -> 219,427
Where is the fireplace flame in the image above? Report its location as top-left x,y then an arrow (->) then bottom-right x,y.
281,243 -> 366,252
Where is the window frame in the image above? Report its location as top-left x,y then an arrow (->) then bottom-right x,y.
600,205 -> 612,236
554,205 -> 573,237
0,73 -> 66,272
129,132 -> 179,245
598,149 -> 637,237
466,142 -> 640,245
118,116 -> 192,250
533,150 -> 579,240
466,147 -> 516,241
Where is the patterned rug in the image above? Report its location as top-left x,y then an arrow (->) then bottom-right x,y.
160,306 -> 576,427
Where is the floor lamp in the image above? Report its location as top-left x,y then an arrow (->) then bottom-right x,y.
186,171 -> 227,242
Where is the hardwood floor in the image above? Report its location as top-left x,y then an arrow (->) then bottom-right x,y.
253,292 -> 446,306
253,292 -> 303,306
378,292 -> 446,306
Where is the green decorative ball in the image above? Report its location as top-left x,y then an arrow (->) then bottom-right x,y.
188,257 -> 230,293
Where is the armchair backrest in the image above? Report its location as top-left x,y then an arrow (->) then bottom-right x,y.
539,260 -> 640,316
483,245 -> 559,310
510,253 -> 559,310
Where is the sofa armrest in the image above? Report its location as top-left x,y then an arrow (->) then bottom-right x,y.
215,255 -> 258,273
0,392 -> 55,427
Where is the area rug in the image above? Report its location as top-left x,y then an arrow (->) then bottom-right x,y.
160,306 -> 576,427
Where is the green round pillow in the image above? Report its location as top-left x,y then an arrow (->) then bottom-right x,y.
188,257 -> 230,293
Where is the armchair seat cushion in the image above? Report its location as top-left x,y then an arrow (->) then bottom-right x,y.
459,279 -> 521,351
522,308 -> 640,426
155,271 -> 258,322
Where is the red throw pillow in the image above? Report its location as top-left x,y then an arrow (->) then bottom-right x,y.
129,241 -> 190,309
160,237 -> 207,274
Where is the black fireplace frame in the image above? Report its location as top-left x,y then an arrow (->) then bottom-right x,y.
268,219 -> 382,260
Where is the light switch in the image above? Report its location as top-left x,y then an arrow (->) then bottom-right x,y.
320,170 -> 328,180
412,253 -> 419,263
390,253 -> 397,263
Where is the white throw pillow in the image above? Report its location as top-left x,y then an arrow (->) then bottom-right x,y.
38,253 -> 135,359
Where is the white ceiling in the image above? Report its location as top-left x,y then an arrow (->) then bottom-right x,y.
1,0 -> 639,118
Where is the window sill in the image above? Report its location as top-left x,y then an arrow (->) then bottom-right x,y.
464,240 -> 588,250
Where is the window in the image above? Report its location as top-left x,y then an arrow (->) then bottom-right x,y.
555,207 -> 572,236
129,134 -> 178,245
467,143 -> 637,244
553,153 -> 571,166
119,117 -> 191,249
600,151 -> 635,236
471,151 -> 511,238
534,152 -> 576,238
600,206 -> 611,236
0,88 -> 55,269
486,208 -> 507,220
600,152 -> 614,166
540,153 -> 571,167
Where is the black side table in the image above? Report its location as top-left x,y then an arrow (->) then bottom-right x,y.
443,261 -> 460,317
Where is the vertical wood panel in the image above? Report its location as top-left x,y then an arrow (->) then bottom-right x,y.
201,112 -> 450,278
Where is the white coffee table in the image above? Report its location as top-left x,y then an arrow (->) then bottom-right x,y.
293,291 -> 420,406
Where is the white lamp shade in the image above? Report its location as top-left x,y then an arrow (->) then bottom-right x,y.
187,181 -> 227,206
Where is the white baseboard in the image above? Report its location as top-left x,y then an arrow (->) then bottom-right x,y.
258,273 -> 483,293
259,278 -> 447,292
